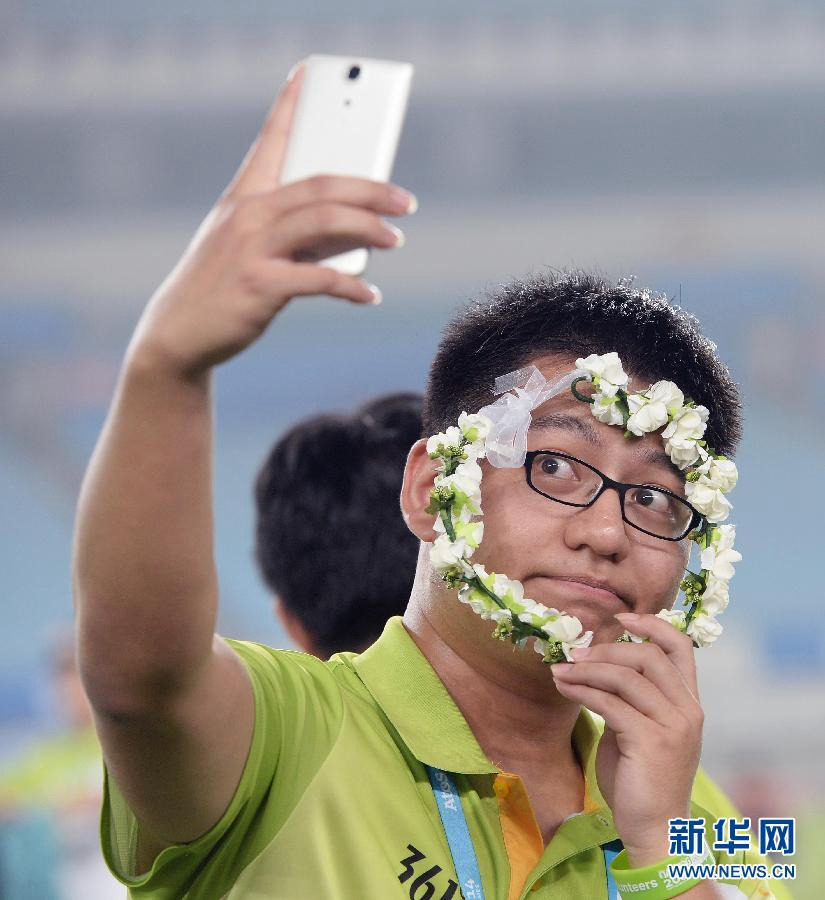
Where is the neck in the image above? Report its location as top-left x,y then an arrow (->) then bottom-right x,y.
402,591 -> 581,774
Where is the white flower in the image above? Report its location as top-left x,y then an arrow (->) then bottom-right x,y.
691,445 -> 712,476
626,392 -> 670,436
686,613 -> 723,647
662,405 -> 709,445
490,573 -> 525,608
665,438 -> 702,471
703,457 -> 738,493
685,446 -> 737,499
533,637 -> 550,657
625,380 -> 686,436
461,441 -> 486,463
685,480 -> 732,523
541,614 -> 583,643
437,460 -> 483,514
575,352 -> 629,392
591,391 -> 626,426
541,614 -> 594,661
533,624 -> 593,661
531,602 -> 557,619
700,539 -> 741,582
592,378 -> 621,398
434,504 -> 475,536
648,380 -> 685,416
453,520 -> 484,549
458,412 -> 492,444
457,583 -> 497,618
710,524 -> 737,552
490,608 -> 513,623
429,534 -> 469,571
561,627 -> 594,661
426,426 -> 463,457
464,565 -> 528,616
469,599 -> 494,619
656,608 -> 687,630
518,600 -> 559,626
457,505 -> 475,524
454,458 -> 483,483
700,575 -> 730,616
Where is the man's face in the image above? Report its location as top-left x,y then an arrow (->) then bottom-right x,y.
470,353 -> 690,645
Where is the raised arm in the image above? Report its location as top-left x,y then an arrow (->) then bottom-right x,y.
72,65 -> 415,853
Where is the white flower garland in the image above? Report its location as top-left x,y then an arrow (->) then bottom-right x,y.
426,352 -> 741,664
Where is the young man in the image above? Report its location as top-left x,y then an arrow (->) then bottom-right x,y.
254,392 -> 423,657
73,68 -> 788,898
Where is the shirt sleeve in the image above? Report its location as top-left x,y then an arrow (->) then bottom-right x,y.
100,641 -> 344,899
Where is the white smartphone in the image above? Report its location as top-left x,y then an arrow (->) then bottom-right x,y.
279,54 -> 414,276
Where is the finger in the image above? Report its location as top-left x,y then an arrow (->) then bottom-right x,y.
243,260 -> 381,308
570,642 -> 698,711
266,174 -> 417,219
552,661 -> 677,727
616,612 -> 700,698
551,677 -> 649,735
223,63 -> 305,201
267,262 -> 381,305
266,204 -> 404,261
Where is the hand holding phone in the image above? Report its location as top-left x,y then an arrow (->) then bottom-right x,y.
129,62 -> 416,381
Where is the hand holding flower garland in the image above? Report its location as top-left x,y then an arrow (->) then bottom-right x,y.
426,353 -> 741,664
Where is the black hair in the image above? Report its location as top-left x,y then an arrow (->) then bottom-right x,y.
423,271 -> 741,456
254,392 -> 423,657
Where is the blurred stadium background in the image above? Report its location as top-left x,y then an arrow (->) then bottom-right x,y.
1,1 -> 824,896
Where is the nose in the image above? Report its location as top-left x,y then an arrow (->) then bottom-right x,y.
562,485 -> 631,561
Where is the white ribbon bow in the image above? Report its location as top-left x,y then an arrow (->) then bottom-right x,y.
478,364 -> 584,468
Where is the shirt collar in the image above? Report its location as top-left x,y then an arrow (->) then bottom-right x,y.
352,616 -> 607,809
353,616 -> 496,774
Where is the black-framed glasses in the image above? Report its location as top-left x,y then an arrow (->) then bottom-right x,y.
523,450 -> 704,541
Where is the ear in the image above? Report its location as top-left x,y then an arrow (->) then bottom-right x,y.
401,438 -> 440,542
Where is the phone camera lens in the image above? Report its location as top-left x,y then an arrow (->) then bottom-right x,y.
347,65 -> 361,80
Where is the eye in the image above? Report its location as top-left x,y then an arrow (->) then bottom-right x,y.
538,455 -> 576,479
629,486 -> 674,514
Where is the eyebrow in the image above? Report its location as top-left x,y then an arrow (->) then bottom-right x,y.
530,412 -> 683,478
531,412 -> 599,443
636,447 -> 683,478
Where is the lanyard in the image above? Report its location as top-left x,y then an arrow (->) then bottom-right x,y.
426,766 -> 623,900
602,839 -> 623,900
427,766 -> 485,900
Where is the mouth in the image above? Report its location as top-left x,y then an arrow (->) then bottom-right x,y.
533,575 -> 632,610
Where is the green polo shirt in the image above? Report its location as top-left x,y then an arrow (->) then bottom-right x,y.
102,617 -> 790,899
